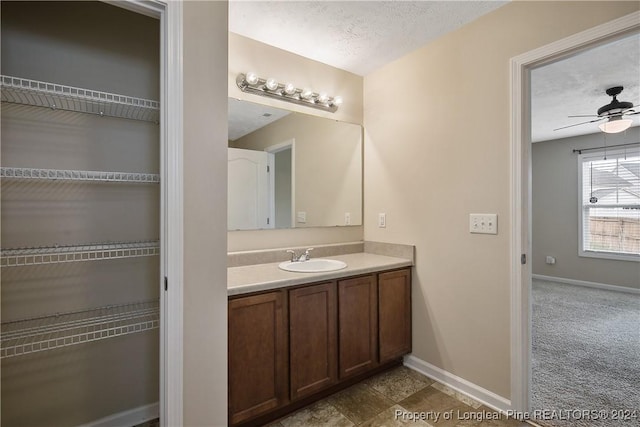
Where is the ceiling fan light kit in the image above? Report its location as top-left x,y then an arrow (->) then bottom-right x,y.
598,116 -> 633,134
236,72 -> 342,113
555,85 -> 639,134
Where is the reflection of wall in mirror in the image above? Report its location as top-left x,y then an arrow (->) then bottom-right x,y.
230,113 -> 362,228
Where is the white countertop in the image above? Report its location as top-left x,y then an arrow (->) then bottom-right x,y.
228,252 -> 412,296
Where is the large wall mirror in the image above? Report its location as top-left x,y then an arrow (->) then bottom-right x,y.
228,98 -> 362,231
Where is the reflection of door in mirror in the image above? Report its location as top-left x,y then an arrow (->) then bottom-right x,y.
266,140 -> 294,229
228,98 -> 362,229
228,148 -> 274,230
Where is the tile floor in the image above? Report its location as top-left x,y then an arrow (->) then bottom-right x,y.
269,366 -> 530,427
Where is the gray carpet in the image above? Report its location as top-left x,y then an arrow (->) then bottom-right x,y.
532,279 -> 640,427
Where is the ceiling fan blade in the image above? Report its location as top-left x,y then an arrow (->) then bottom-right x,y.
624,110 -> 640,116
567,114 -> 599,118
553,117 -> 604,131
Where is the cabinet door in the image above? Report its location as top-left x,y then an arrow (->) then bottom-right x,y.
228,291 -> 288,425
289,282 -> 337,400
338,275 -> 378,379
378,269 -> 412,362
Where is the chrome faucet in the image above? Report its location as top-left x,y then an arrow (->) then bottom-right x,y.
286,247 -> 314,262
298,247 -> 314,262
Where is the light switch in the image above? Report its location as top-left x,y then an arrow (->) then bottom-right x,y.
469,213 -> 497,234
378,213 -> 386,228
297,211 -> 306,223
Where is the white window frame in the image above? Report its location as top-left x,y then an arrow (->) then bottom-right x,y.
578,148 -> 640,262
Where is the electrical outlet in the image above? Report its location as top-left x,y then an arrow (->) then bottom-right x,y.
297,211 -> 306,223
378,213 -> 386,228
469,213 -> 497,234
545,256 -> 556,265
345,212 -> 351,225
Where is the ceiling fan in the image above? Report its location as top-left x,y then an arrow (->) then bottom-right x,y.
554,86 -> 639,134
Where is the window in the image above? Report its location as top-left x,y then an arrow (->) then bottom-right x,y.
579,148 -> 640,261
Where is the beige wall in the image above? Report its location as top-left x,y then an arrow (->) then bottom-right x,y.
232,113 -> 363,228
228,33 -> 364,251
183,1 -> 228,425
364,1 -> 639,399
532,129 -> 640,289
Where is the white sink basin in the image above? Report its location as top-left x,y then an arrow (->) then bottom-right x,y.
278,258 -> 347,273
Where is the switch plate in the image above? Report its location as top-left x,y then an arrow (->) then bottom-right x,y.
378,213 -> 386,228
469,213 -> 497,234
345,212 -> 351,225
297,211 -> 306,223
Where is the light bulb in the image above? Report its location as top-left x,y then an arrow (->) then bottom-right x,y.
284,83 -> 296,95
265,78 -> 278,91
245,72 -> 259,85
332,96 -> 343,106
301,88 -> 314,100
317,93 -> 329,104
598,117 -> 632,134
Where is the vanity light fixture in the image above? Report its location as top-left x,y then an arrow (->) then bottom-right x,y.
284,83 -> 296,96
265,78 -> 279,91
245,72 -> 259,85
236,72 -> 342,113
598,116 -> 633,134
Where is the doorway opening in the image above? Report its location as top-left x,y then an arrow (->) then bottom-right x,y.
509,10 -> 640,418
266,139 -> 295,229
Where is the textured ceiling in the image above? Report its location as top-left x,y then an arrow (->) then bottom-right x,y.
228,0 -> 508,139
228,2 -> 638,142
531,33 -> 640,142
228,98 -> 290,141
229,1 -> 507,76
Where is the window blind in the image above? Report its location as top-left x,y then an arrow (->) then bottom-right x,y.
579,147 -> 640,258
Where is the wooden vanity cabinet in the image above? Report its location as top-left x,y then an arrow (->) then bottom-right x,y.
228,291 -> 289,425
378,269 -> 412,362
338,275 -> 378,379
229,267 -> 411,426
289,282 -> 338,400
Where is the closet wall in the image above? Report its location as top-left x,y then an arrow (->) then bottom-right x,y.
1,2 -> 160,426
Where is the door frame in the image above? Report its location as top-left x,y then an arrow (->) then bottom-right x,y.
509,11 -> 640,412
266,139 -> 296,227
106,1 -> 184,425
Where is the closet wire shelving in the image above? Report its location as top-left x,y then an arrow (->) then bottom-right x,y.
1,241 -> 160,267
1,74 -> 161,358
0,75 -> 160,122
1,167 -> 160,183
1,300 -> 159,359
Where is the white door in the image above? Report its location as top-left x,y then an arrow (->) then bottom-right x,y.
228,148 -> 273,230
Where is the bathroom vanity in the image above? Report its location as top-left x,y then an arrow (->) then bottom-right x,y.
228,251 -> 412,426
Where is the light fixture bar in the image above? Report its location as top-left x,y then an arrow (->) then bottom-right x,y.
236,73 -> 341,113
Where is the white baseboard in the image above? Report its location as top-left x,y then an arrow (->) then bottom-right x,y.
78,402 -> 159,427
532,274 -> 640,295
403,355 -> 511,413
